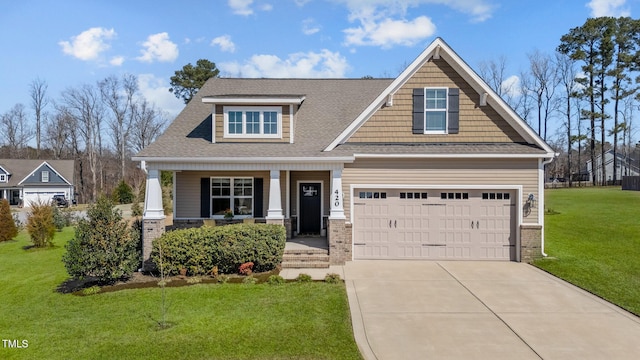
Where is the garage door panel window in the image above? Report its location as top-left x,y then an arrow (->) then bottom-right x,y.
482,192 -> 510,200
359,191 -> 386,199
441,192 -> 469,200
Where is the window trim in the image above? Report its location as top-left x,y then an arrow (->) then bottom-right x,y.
424,87 -> 448,134
223,106 -> 282,139
210,176 -> 254,219
41,171 -> 49,183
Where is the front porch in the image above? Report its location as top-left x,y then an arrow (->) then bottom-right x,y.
141,165 -> 352,269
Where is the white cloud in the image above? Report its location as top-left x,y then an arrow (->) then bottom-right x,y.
109,56 -> 125,66
302,18 -> 321,35
59,27 -> 116,61
587,0 -> 630,17
260,3 -> 273,11
229,0 -> 254,15
137,74 -> 185,117
137,33 -> 179,63
501,75 -> 521,98
294,0 -> 310,6
219,50 -> 350,78
344,15 -> 436,48
338,0 -> 495,23
211,35 -> 236,53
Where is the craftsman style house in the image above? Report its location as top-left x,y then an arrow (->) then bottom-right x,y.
0,159 -> 75,207
134,38 -> 554,266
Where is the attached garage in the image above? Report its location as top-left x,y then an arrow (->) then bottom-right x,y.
353,189 -> 517,261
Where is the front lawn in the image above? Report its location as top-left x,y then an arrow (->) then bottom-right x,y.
0,229 -> 362,360
535,187 -> 640,315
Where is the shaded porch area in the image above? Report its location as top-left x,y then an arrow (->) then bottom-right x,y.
283,236 -> 330,269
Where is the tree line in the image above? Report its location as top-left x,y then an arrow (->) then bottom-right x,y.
0,74 -> 168,203
480,17 -> 640,186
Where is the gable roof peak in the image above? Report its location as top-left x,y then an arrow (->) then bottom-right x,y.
323,37 -> 554,155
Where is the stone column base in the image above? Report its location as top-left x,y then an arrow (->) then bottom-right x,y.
266,218 -> 284,226
142,217 -> 166,271
328,219 -> 352,265
520,224 -> 542,263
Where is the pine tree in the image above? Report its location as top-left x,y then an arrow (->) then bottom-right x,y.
0,199 -> 18,242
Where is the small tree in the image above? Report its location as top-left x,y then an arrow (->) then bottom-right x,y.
0,199 -> 18,242
26,201 -> 55,247
63,196 -> 140,283
113,179 -> 134,204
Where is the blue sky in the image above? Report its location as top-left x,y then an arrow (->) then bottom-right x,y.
0,0 -> 636,122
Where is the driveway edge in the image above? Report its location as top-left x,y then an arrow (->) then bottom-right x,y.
345,279 -> 377,360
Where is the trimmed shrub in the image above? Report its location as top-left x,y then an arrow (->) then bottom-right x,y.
324,273 -> 342,284
62,196 -> 140,283
267,275 -> 286,285
151,223 -> 286,276
295,273 -> 313,283
26,201 -> 55,247
0,199 -> 18,242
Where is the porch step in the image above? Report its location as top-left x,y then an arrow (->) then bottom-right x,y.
281,250 -> 330,269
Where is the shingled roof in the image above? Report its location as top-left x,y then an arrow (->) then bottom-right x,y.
0,159 -> 74,187
135,78 -> 394,159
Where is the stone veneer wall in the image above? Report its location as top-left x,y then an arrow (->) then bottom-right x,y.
328,219 -> 352,265
142,218 -> 166,271
520,224 -> 542,263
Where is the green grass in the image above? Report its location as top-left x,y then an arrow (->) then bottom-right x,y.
535,187 -> 640,315
0,229 -> 362,360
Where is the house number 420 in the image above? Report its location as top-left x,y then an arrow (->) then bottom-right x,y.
334,189 -> 341,207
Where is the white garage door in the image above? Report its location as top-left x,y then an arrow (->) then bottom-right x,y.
353,189 -> 516,260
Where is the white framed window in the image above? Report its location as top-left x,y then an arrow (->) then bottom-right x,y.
223,106 -> 282,138
211,177 -> 253,218
424,88 -> 448,133
0,174 -> 6,182
41,171 -> 49,183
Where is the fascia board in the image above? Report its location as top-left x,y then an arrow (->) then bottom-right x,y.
132,156 -> 355,163
354,152 -> 556,159
202,96 -> 305,105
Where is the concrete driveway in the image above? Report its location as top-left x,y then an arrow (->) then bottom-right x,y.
344,260 -> 640,360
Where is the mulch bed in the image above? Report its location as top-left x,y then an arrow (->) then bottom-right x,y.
57,269 -> 281,296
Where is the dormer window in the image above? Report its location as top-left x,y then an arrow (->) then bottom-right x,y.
224,106 -> 282,138
0,174 -> 6,182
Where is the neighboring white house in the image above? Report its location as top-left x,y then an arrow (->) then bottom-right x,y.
586,150 -> 640,183
0,160 -> 75,207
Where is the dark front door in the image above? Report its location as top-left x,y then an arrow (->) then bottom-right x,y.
299,183 -> 321,234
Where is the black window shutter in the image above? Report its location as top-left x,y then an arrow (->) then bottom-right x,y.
448,88 -> 459,134
200,178 -> 210,218
253,178 -> 263,218
412,88 -> 425,134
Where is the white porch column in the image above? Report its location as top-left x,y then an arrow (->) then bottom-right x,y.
266,169 -> 284,219
143,169 -> 165,219
329,169 -> 345,219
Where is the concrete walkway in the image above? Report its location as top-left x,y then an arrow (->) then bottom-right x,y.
343,260 -> 640,360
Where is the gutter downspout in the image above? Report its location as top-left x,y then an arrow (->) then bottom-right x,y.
539,155 -> 557,257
